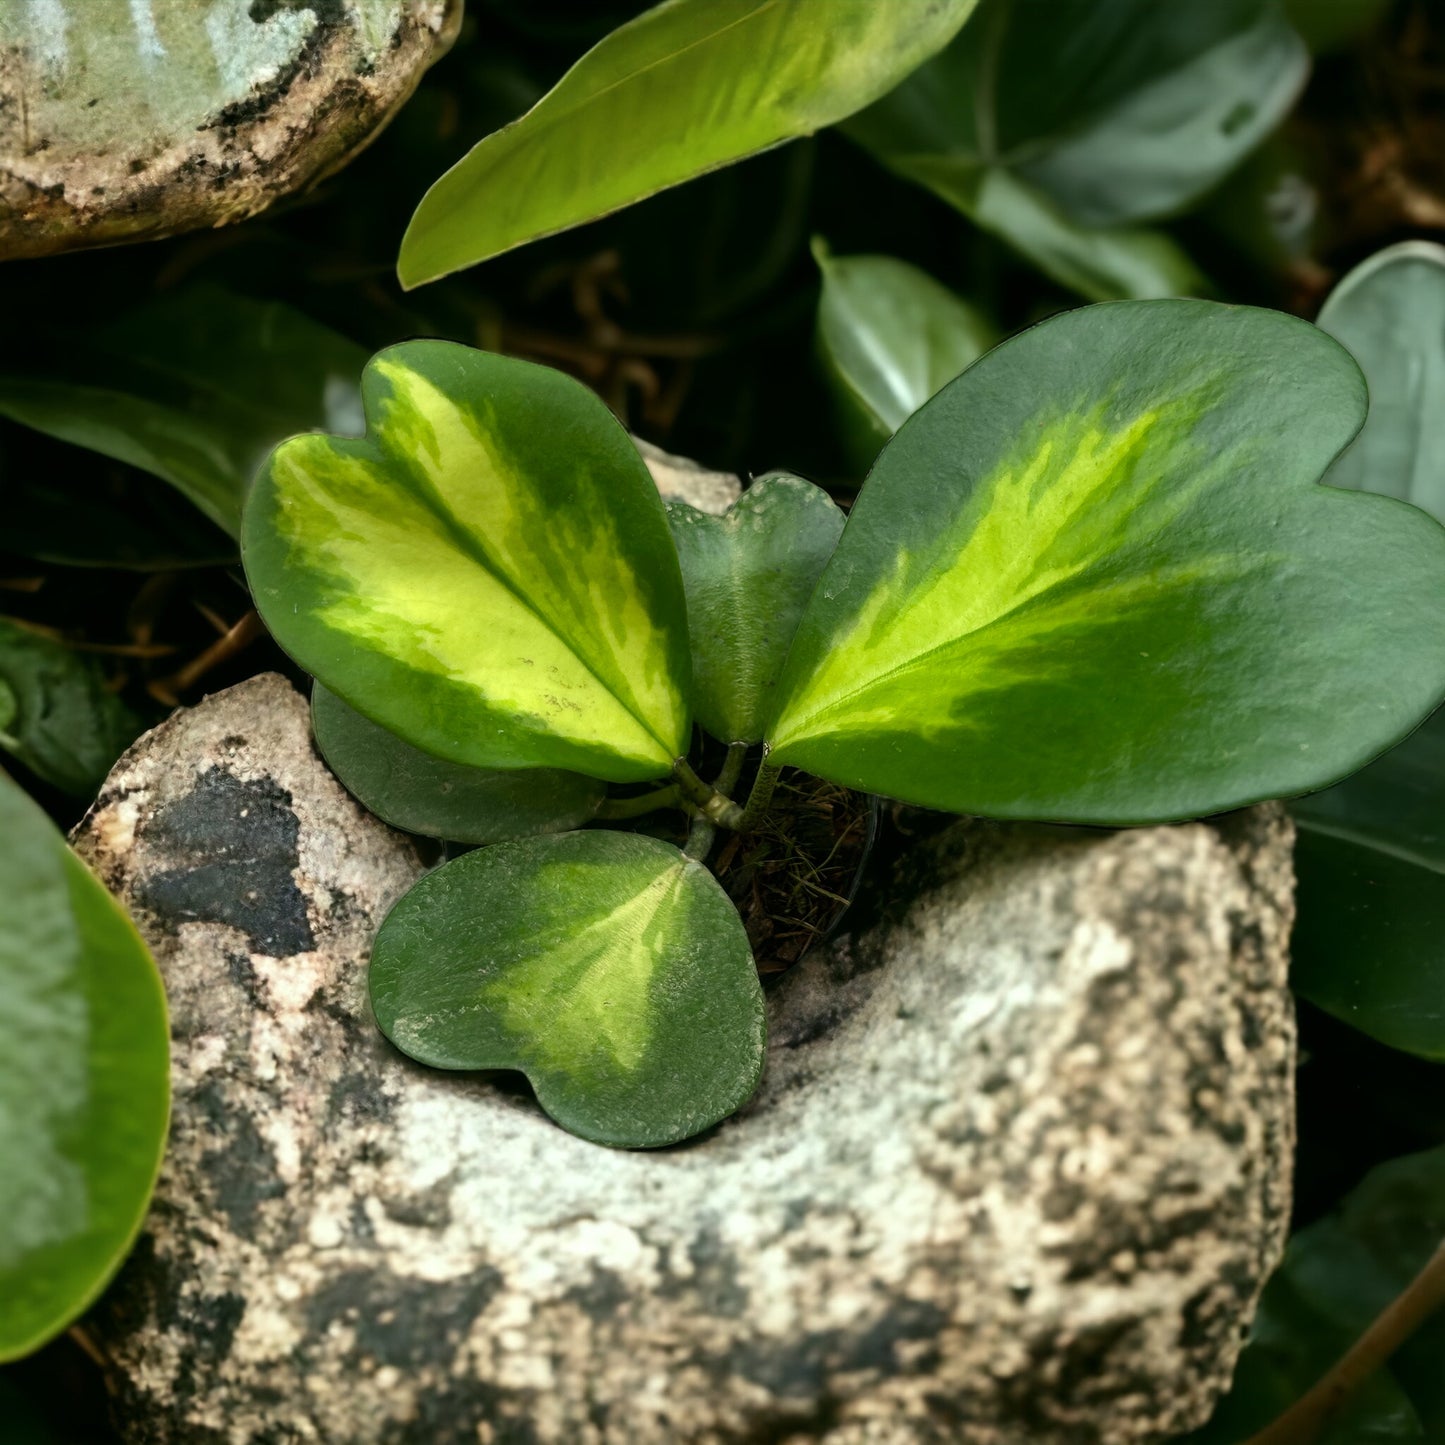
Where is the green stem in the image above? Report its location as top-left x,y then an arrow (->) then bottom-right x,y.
737,755 -> 781,832
672,750 -> 748,830
716,742 -> 747,797
682,813 -> 716,862
595,785 -> 681,821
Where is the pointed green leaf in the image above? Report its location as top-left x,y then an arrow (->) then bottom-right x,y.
765,300 -> 1445,824
844,0 -> 1305,297
0,772 -> 170,1362
397,0 -> 980,286
0,286 -> 366,537
0,619 -> 140,797
312,684 -> 604,845
1316,242 -> 1445,522
812,240 -> 998,469
668,473 -> 844,745
243,341 -> 692,784
371,830 -> 765,1148
1292,709 -> 1445,1060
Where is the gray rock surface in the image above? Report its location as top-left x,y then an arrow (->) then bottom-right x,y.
73,675 -> 1296,1445
0,1 -> 460,259
636,436 -> 741,516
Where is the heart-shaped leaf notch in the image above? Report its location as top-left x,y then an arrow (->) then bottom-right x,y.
242,341 -> 692,784
370,830 -> 766,1149
765,299 -> 1445,823
668,472 -> 845,745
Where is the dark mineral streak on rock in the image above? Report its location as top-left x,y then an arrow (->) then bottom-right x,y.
73,523 -> 1293,1444
136,769 -> 314,957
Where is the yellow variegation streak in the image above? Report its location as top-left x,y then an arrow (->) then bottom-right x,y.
371,359 -> 687,757
477,860 -> 687,1074
270,444 -> 670,771
770,394 -> 1250,750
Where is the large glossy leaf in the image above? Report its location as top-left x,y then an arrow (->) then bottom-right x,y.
312,684 -> 604,845
0,619 -> 140,797
1292,710 -> 1445,1059
812,240 -> 997,469
668,473 -> 844,745
1316,242 -> 1445,521
0,772 -> 169,1361
0,286 -> 366,536
370,830 -> 765,1148
845,0 -> 1306,297
244,341 -> 691,784
765,300 -> 1445,824
1188,1145 -> 1445,1442
396,0 -> 980,286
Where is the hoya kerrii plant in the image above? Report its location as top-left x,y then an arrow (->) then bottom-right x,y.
241,297 -> 1445,1149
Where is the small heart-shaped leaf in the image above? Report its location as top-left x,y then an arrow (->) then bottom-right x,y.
668,473 -> 844,745
766,300 -> 1445,823
0,772 -> 170,1361
370,830 -> 765,1148
243,341 -> 692,784
311,685 -> 605,845
1316,241 -> 1445,522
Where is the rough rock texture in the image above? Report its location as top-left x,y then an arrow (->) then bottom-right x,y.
636,436 -> 742,516
0,1 -> 460,260
73,677 -> 1296,1445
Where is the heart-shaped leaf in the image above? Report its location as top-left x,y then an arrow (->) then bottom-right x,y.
371,830 -> 765,1148
1316,241 -> 1445,522
243,341 -> 692,784
312,684 -> 604,845
396,0 -> 980,286
765,300 -> 1445,824
0,772 -> 170,1361
0,619 -> 140,797
0,286 -> 366,537
1291,709 -> 1445,1060
668,473 -> 844,745
845,0 -> 1306,298
812,239 -> 997,469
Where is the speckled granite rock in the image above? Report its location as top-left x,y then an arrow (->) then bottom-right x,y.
71,676 -> 1295,1445
0,0 -> 460,259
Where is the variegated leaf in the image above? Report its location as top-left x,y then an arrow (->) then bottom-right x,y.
766,300 -> 1445,823
370,830 -> 765,1148
243,341 -> 692,784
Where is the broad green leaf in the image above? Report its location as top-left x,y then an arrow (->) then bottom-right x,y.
845,0 -> 1307,297
667,473 -> 844,745
0,772 -> 169,1362
312,684 -> 604,845
243,341 -> 691,784
1188,1145 -> 1445,1442
1292,709 -> 1445,1059
0,286 -> 367,536
812,239 -> 997,469
396,0 -> 980,286
765,300 -> 1445,824
0,458 -> 235,570
370,830 -> 765,1148
1316,242 -> 1445,522
0,619 -> 140,797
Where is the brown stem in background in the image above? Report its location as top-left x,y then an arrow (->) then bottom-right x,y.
147,610 -> 263,706
1246,1238 -> 1445,1445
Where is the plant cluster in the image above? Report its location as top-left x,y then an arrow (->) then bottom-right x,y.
4,0 -> 1445,1440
